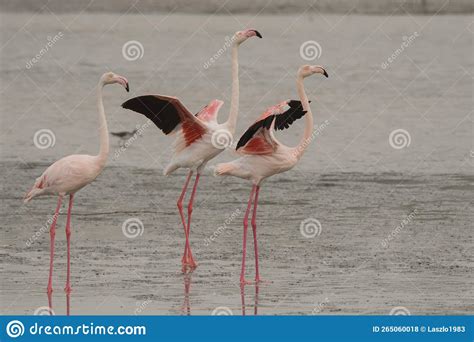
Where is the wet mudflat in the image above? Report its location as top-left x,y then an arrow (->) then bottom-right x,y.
1,162 -> 472,315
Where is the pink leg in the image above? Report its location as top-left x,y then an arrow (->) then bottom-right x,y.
240,284 -> 246,316
66,292 -> 71,316
184,173 -> 200,268
251,186 -> 261,282
47,291 -> 53,313
177,171 -> 193,268
47,196 -> 63,294
240,185 -> 256,285
64,194 -> 74,294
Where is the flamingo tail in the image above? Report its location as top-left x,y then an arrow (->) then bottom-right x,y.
23,187 -> 45,203
214,162 -> 237,177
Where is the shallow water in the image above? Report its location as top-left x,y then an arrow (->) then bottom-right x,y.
1,162 -> 472,315
0,12 -> 473,315
0,13 -> 472,173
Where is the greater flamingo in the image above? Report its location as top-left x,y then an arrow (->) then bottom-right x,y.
121,29 -> 262,270
214,65 -> 328,284
24,72 -> 129,294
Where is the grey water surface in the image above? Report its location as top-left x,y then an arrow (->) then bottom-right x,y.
0,12 -> 472,315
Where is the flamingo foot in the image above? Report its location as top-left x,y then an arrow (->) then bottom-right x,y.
64,285 -> 72,294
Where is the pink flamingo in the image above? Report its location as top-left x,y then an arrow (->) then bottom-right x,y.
122,29 -> 262,270
215,65 -> 328,284
24,72 -> 129,294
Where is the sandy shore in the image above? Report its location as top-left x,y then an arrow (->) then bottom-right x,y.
1,161 -> 472,315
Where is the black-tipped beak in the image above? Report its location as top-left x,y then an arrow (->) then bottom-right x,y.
254,30 -> 263,38
125,83 -> 130,92
323,69 -> 328,78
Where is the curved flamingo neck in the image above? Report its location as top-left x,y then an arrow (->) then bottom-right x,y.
224,43 -> 239,133
294,75 -> 313,159
96,83 -> 109,166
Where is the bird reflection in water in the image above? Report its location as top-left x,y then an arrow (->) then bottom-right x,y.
181,273 -> 192,315
46,291 -> 71,315
240,284 -> 260,316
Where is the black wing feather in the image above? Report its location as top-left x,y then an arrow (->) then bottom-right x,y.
122,95 -> 181,135
236,100 -> 310,151
274,100 -> 309,131
236,115 -> 274,150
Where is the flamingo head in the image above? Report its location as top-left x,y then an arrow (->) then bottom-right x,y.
232,29 -> 263,45
298,65 -> 328,79
101,72 -> 130,92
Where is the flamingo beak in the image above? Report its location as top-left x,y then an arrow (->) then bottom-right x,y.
245,29 -> 262,38
253,30 -> 263,38
322,69 -> 329,78
117,76 -> 129,92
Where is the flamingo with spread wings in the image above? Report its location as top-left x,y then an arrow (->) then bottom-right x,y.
215,65 -> 328,284
122,29 -> 262,270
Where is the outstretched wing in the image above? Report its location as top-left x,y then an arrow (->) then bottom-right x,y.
122,95 -> 207,146
236,100 -> 308,155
